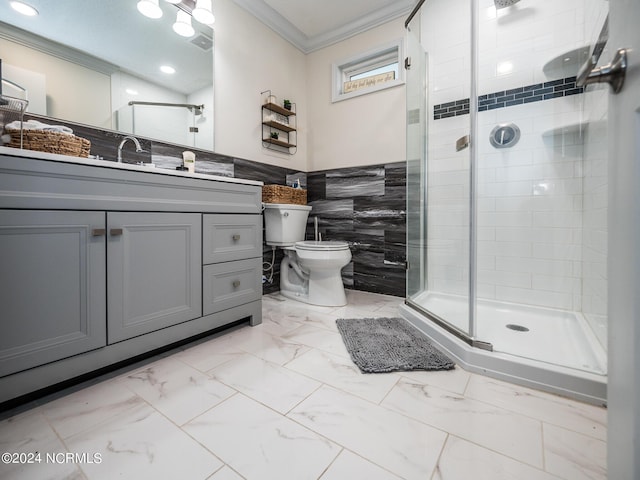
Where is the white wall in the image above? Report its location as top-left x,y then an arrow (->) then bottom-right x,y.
212,0 -> 308,171
305,18 -> 406,171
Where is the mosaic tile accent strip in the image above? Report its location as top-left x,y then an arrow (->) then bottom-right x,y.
434,76 -> 584,120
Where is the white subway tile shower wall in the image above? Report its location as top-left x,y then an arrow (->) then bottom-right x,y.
421,0 -> 606,314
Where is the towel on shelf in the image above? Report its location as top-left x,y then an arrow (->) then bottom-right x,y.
5,119 -> 74,135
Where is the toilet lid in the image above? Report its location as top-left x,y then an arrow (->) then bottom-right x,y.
295,240 -> 350,251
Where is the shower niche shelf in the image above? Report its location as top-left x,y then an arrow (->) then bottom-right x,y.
542,46 -> 591,78
261,91 -> 297,155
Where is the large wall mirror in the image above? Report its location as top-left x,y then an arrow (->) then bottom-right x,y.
0,0 -> 214,151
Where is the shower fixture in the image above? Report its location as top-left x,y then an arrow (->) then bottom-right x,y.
494,0 -> 520,9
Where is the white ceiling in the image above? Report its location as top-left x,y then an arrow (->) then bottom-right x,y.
232,0 -> 415,53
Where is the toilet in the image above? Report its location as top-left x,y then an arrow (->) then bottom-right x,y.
263,203 -> 351,306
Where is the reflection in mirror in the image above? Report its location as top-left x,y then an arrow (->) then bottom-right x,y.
0,0 -> 214,151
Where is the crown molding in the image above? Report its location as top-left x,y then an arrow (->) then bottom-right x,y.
231,0 -> 413,54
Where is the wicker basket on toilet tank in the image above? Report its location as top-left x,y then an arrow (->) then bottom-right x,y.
262,184 -> 307,205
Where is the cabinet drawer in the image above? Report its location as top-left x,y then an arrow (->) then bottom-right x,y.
203,258 -> 262,315
203,214 -> 262,264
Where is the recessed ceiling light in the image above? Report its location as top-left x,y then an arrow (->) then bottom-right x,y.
125,88 -> 139,95
160,65 -> 176,74
10,1 -> 38,16
137,0 -> 163,19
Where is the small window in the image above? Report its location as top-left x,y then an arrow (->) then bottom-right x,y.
332,39 -> 404,102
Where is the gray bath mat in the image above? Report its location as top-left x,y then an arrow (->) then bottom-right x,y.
336,317 -> 455,373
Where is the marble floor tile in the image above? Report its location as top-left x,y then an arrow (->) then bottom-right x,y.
397,366 -> 471,395
319,450 -> 402,480
381,377 -> 544,468
209,353 -> 320,414
64,401 -> 221,480
41,380 -> 144,439
184,394 -> 341,480
464,374 -> 607,441
285,348 -> 400,404
288,310 -> 346,333
175,335 -> 246,373
1,291 -> 608,480
223,325 -> 312,366
207,465 -> 245,480
281,323 -> 351,359
543,423 -> 607,480
0,410 -> 85,480
288,385 -> 448,480
434,435 -> 559,480
119,356 -> 236,426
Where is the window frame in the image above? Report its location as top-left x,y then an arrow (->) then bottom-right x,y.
331,39 -> 405,103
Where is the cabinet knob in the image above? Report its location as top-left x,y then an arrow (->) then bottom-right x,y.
110,228 -> 124,236
91,228 -> 106,237
232,280 -> 241,288
232,234 -> 241,241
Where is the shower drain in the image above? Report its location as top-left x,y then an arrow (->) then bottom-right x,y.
505,324 -> 529,332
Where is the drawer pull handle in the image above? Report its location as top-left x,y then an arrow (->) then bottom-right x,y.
92,228 -> 106,237
232,234 -> 241,241
110,228 -> 124,236
232,280 -> 241,288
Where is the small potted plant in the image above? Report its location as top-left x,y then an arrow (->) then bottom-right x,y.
270,131 -> 279,140
283,99 -> 292,110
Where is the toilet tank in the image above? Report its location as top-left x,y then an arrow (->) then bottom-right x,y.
263,203 -> 312,246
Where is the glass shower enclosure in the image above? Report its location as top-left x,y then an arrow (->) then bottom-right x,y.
403,0 -> 609,404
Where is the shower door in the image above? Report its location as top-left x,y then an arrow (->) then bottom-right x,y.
406,0 -> 609,373
405,0 -> 476,342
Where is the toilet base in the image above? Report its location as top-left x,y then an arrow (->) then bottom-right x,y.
279,287 -> 347,307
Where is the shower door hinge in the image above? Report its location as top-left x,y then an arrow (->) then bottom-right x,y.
404,57 -> 411,70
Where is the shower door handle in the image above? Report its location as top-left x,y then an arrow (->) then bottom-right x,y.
577,48 -> 627,94
456,135 -> 470,152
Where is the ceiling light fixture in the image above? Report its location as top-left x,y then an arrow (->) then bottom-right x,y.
165,0 -> 181,3
10,1 -> 38,16
173,10 -> 195,37
160,65 -> 176,74
193,0 -> 215,25
137,0 -> 163,19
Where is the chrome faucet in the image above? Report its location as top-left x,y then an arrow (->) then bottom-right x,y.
117,135 -> 144,163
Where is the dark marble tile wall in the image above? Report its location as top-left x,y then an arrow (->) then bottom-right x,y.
21,114 -> 406,298
306,162 -> 406,297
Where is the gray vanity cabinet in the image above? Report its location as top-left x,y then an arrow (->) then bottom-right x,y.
106,212 -> 202,344
0,210 -> 107,377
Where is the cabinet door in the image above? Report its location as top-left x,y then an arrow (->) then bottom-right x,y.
0,210 -> 106,377
107,212 -> 201,343
203,214 -> 262,264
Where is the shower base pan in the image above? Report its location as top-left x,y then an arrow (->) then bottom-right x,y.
401,292 -> 607,405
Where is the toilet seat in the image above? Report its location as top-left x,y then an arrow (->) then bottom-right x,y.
295,240 -> 349,251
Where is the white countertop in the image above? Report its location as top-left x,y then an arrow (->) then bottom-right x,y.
0,146 -> 263,187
